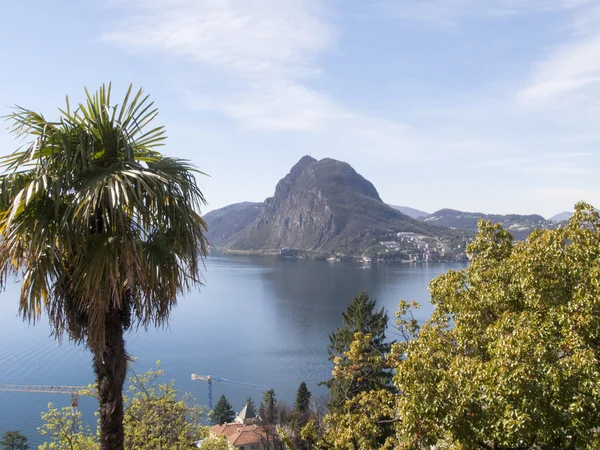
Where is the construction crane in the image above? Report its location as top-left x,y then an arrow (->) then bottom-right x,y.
191,374 -> 269,410
0,384 -> 93,415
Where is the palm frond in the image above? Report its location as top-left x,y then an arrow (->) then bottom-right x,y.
0,84 -> 208,351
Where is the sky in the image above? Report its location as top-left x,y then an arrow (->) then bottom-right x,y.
1,0 -> 599,218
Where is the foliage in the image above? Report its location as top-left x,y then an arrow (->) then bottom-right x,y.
212,395 -> 235,425
38,405 -> 99,450
196,435 -> 230,450
259,389 -> 277,424
0,82 -> 208,353
325,291 -> 392,412
394,202 -> 600,449
294,382 -> 311,413
38,365 -> 209,450
305,332 -> 399,450
0,431 -> 29,450
124,363 -> 206,449
0,84 -> 208,449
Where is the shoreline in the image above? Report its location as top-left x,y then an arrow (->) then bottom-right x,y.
210,248 -> 468,264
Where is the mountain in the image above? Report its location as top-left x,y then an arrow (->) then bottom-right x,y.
422,209 -> 553,240
203,202 -> 261,247
388,205 -> 429,219
549,211 -> 572,222
213,156 -> 449,256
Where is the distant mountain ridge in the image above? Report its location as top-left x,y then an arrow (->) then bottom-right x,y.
228,156 -> 437,253
204,156 -> 455,257
422,209 -> 553,240
549,211 -> 572,222
203,202 -> 261,247
203,157 -> 567,259
388,205 -> 429,219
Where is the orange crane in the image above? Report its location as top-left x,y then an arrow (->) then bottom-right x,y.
0,384 -> 94,414
191,374 -> 269,410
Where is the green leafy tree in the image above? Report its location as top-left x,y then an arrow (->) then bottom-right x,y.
212,395 -> 235,425
394,202 -> 600,449
305,332 -> 399,450
0,431 -> 29,450
39,364 -> 209,450
325,291 -> 392,411
196,435 -> 230,450
0,84 -> 208,450
294,382 -> 311,413
124,362 -> 206,449
38,405 -> 99,450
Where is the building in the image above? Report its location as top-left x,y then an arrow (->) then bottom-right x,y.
208,423 -> 280,450
201,402 -> 282,450
235,403 -> 261,425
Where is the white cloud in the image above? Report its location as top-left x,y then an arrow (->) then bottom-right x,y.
102,0 -> 443,159
102,0 -> 600,170
104,0 -> 350,134
104,0 -> 333,81
517,33 -> 600,103
516,2 -> 600,104
186,82 -> 349,132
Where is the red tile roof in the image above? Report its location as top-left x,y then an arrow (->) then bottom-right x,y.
210,423 -> 273,447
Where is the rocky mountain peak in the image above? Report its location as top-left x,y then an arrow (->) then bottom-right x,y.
289,155 -> 317,177
225,156 -> 428,252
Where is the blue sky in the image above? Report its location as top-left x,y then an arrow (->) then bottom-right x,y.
1,0 -> 599,218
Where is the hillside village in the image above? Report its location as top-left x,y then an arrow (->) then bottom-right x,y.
373,231 -> 470,263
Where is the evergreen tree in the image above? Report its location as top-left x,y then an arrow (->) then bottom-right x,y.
294,382 -> 311,413
213,395 -> 235,425
0,431 -> 29,450
325,291 -> 393,411
245,396 -> 256,414
259,389 -> 277,424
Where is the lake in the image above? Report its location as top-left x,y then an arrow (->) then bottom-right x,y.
0,256 -> 466,445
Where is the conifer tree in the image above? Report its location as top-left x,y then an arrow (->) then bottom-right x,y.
325,291 -> 393,411
259,389 -> 277,424
0,431 -> 29,450
294,382 -> 311,413
213,395 -> 235,425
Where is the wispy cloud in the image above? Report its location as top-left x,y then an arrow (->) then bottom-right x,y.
104,0 -> 333,81
103,0 -> 340,133
102,0 -> 599,169
102,0 -> 453,160
517,2 -> 600,104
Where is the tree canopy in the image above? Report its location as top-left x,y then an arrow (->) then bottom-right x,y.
0,84 -> 208,450
259,389 -> 277,425
38,364 -> 207,449
213,395 -> 235,425
309,202 -> 600,450
295,382 -> 311,413
325,291 -> 392,411
0,431 -> 29,450
395,202 -> 600,449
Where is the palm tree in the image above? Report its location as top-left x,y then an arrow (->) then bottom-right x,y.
0,84 -> 208,450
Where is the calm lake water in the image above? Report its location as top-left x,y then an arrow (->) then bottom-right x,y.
0,256 -> 466,445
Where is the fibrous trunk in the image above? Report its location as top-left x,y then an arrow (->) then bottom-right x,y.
93,307 -> 127,450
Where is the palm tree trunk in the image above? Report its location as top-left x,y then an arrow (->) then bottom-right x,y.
93,307 -> 127,450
